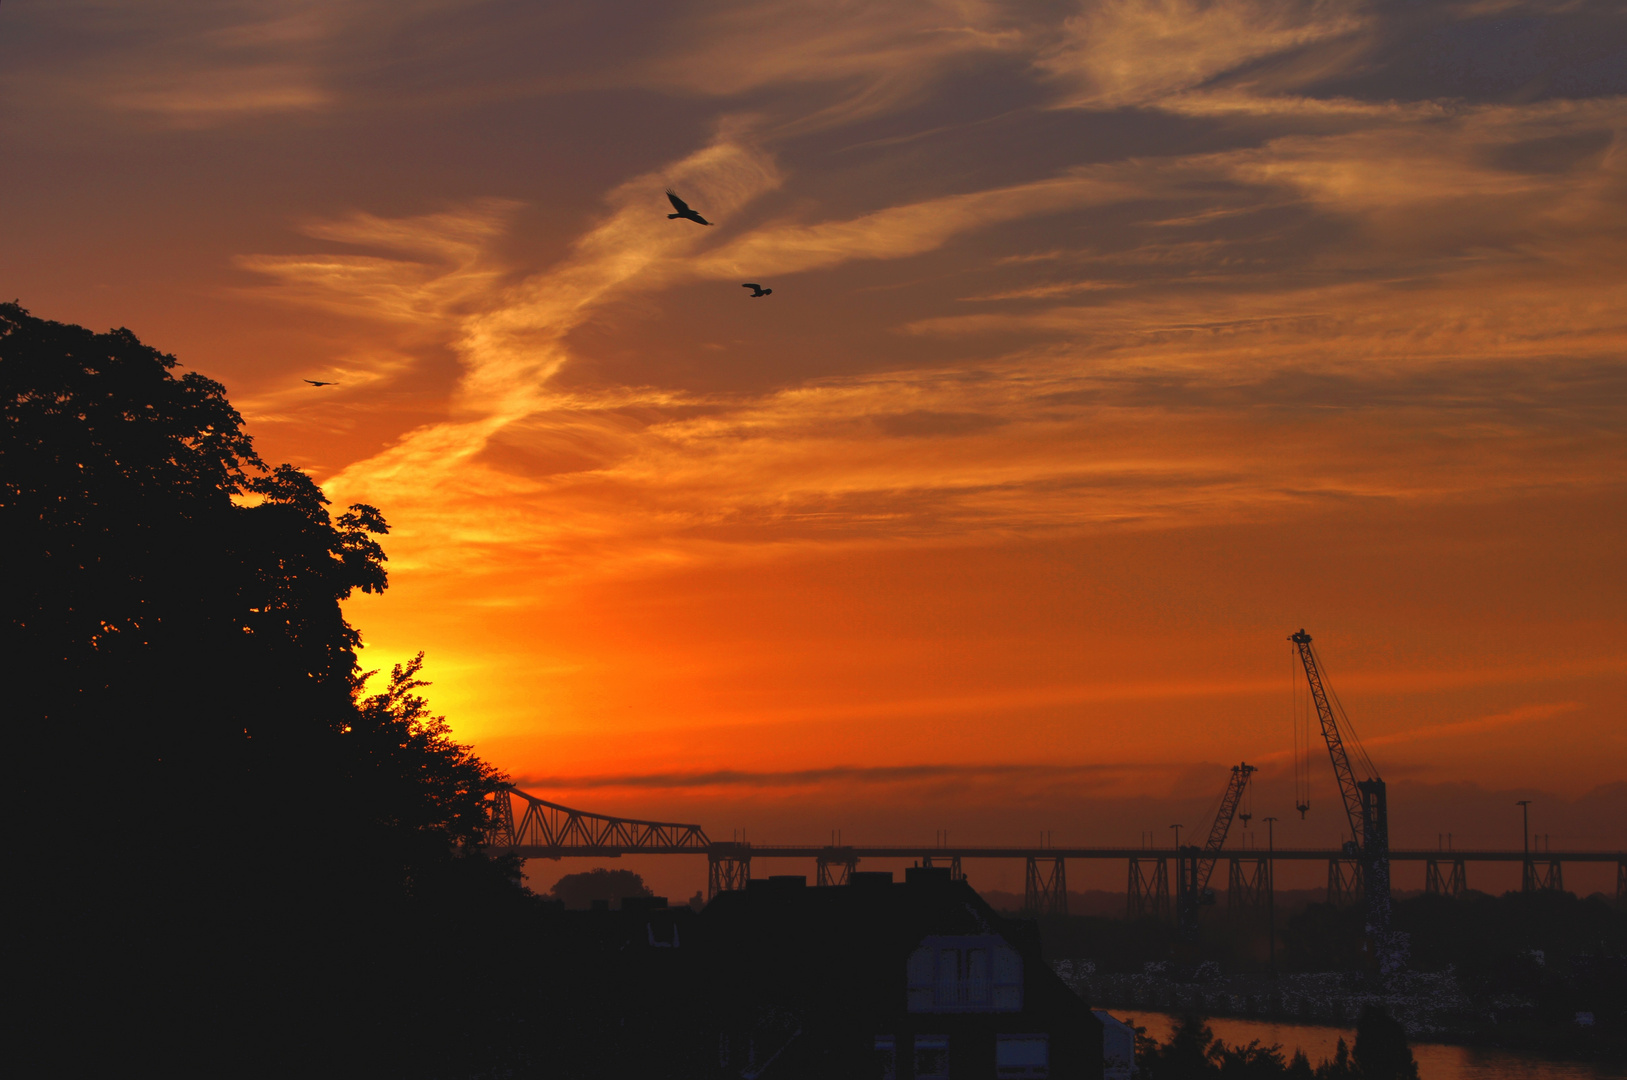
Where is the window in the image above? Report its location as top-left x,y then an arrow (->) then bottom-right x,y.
874,1035 -> 896,1080
996,1034 -> 1049,1079
993,945 -> 1022,1010
907,948 -> 935,1011
914,1034 -> 949,1080
906,936 -> 1023,1012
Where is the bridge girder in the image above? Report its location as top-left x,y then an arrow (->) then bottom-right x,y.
484,786 -> 710,853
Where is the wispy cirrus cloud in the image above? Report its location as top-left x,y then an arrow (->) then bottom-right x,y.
235,199 -> 521,324
1037,0 -> 1367,110
640,0 -> 1036,131
228,74 -> 1624,580
682,169 -> 1140,279
8,0 -> 346,124
1364,701 -> 1583,749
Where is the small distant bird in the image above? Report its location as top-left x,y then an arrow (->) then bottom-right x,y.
666,189 -> 712,226
741,283 -> 772,297
304,379 -> 337,387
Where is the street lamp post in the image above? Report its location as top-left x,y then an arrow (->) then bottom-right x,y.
1517,800 -> 1533,892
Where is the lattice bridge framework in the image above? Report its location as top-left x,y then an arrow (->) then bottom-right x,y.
482,788 -> 1626,905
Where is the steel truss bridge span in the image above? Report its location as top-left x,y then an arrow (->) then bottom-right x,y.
481,789 -> 1625,907
484,785 -> 709,855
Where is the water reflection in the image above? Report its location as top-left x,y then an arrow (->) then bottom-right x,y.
1119,1010 -> 1624,1080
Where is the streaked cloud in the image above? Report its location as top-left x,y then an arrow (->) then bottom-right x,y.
235,82 -> 1623,582
15,0 -> 1626,829
1038,0 -> 1366,109
512,761 -> 1167,792
1364,701 -> 1582,749
684,169 -> 1141,279
642,0 -> 1034,130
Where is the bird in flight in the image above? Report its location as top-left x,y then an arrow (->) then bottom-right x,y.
666,189 -> 712,226
741,283 -> 772,297
303,379 -> 338,387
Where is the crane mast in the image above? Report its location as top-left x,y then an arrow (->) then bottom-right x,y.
1290,630 -> 1392,938
1177,762 -> 1255,940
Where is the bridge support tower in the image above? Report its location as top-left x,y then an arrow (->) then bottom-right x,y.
484,788 -> 516,847
1025,856 -> 1067,917
1227,856 -> 1270,911
922,853 -> 964,880
1523,858 -> 1563,892
817,848 -> 858,886
1425,857 -> 1468,898
708,844 -> 752,898
1127,856 -> 1169,921
1327,858 -> 1363,906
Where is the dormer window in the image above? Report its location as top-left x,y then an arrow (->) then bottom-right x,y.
906,935 -> 1022,1012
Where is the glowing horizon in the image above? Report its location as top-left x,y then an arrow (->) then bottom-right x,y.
5,1 -> 1624,897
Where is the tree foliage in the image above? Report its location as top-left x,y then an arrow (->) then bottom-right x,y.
548,867 -> 657,908
4,303 -> 536,1077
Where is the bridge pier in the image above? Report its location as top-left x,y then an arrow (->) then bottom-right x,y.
921,853 -> 963,880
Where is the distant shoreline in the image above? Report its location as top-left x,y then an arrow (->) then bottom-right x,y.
1052,962 -> 1624,1063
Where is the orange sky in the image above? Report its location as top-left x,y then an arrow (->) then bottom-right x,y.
5,0 -> 1624,898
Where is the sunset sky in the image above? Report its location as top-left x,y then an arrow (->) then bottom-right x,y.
6,0 -> 1624,898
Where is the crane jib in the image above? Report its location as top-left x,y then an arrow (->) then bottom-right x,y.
1292,631 -> 1366,847
1193,763 -> 1256,895
1290,629 -> 1394,944
1176,761 -> 1256,940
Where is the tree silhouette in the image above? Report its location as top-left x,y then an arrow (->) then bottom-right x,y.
549,867 -> 656,908
1352,1005 -> 1419,1080
4,303 -> 538,1077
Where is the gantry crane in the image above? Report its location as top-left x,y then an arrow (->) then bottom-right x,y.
1177,762 -> 1256,941
1290,630 -> 1392,938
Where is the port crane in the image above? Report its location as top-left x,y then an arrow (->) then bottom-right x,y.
1176,762 -> 1256,940
1290,630 -> 1393,941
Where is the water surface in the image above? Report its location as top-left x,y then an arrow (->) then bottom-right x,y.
1116,1010 -> 1623,1080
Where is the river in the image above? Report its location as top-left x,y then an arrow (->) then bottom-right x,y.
1114,1010 -> 1624,1080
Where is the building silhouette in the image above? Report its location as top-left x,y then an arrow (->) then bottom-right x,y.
533,865 -> 1103,1078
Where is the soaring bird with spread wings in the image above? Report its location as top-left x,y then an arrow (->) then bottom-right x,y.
666,189 -> 712,226
742,284 -> 772,297
304,379 -> 337,387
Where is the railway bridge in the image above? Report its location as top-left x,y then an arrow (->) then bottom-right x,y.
483,786 -> 1627,914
